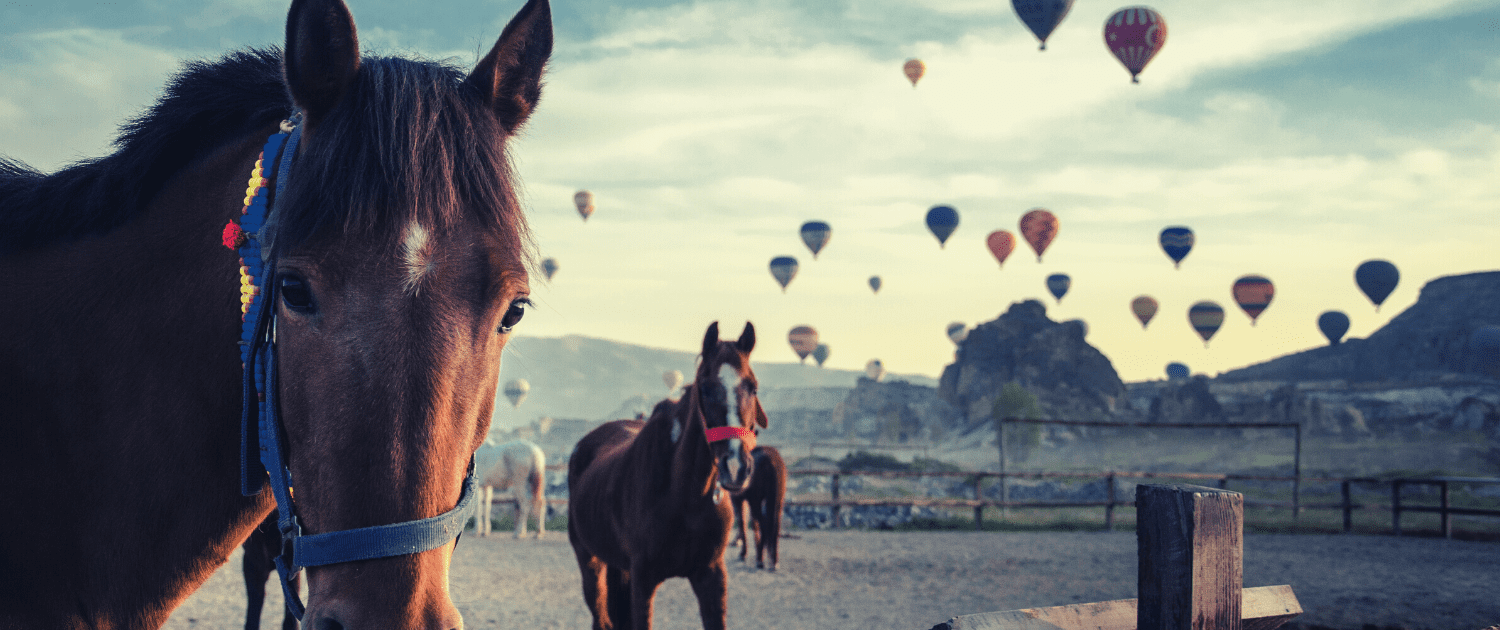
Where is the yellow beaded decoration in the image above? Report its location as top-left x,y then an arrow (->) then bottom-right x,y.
238,155 -> 268,318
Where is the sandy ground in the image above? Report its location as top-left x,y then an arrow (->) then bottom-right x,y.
163,530 -> 1500,630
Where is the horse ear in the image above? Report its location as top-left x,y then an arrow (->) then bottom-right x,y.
465,0 -> 553,133
754,404 -> 769,429
737,322 -> 756,354
701,321 -> 720,359
283,0 -> 361,129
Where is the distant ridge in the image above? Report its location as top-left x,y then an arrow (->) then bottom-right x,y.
493,334 -> 935,429
1218,271 -> 1500,383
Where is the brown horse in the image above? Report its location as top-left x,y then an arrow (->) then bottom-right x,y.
243,514 -> 299,630
729,446 -> 787,571
0,0 -> 550,626
568,322 -> 768,630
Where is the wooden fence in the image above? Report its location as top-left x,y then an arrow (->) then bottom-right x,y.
782,468 -> 1500,538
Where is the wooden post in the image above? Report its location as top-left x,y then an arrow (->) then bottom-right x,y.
1292,425 -> 1302,522
830,472 -> 841,529
1391,480 -> 1402,537
1350,480 -> 1362,534
973,474 -> 985,531
1136,484 -> 1244,630
1105,473 -> 1116,531
1440,480 -> 1452,540
997,419 -> 1009,519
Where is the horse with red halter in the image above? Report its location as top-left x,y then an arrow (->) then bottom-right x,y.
729,446 -> 787,571
568,322 -> 768,630
0,0 -> 551,626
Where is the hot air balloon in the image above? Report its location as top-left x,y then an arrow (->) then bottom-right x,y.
769,256 -> 798,292
800,221 -> 832,259
1012,0 -> 1074,50
1159,226 -> 1193,268
1318,311 -> 1350,345
503,378 -> 530,408
1232,275 -> 1274,325
663,370 -> 683,393
1104,6 -> 1167,84
541,257 -> 559,281
868,276 -> 882,294
1165,362 -> 1189,380
986,230 -> 1016,267
1131,295 -> 1158,329
1355,260 -> 1399,311
573,190 -> 595,221
812,343 -> 831,367
903,58 -> 925,86
1046,273 -> 1071,303
864,359 -> 886,382
926,206 -> 959,248
946,322 -> 968,344
1019,208 -> 1058,262
788,326 -> 819,362
1188,301 -> 1224,347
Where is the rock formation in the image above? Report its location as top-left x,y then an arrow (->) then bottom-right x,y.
938,300 -> 1126,427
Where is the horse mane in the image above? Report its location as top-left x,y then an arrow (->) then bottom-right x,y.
0,49 -> 289,255
1,47 -> 533,264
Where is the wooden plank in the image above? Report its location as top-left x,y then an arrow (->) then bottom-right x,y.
1136,484 -> 1243,630
930,585 -> 1300,630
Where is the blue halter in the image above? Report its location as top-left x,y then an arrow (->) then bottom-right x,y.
237,115 -> 478,620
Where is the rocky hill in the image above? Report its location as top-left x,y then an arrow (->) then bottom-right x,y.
1218,271 -> 1500,383
938,300 -> 1126,427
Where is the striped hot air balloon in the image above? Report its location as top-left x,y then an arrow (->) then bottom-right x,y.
1104,6 -> 1167,83
903,59 -> 925,86
1231,275 -> 1275,325
1188,301 -> 1224,347
769,256 -> 798,292
788,326 -> 819,362
800,221 -> 832,259
1159,226 -> 1193,268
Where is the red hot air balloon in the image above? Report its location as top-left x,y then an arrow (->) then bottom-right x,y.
1231,275 -> 1274,325
788,326 -> 819,362
1104,6 -> 1167,84
1131,295 -> 1158,329
903,59 -> 925,87
986,230 -> 1016,267
1019,208 -> 1059,262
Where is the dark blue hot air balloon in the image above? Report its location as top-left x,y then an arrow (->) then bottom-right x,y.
769,256 -> 798,292
1159,226 -> 1193,269
1318,311 -> 1350,345
1165,362 -> 1189,380
1354,259 -> 1399,311
1045,273 -> 1071,302
926,205 -> 960,248
1011,0 -> 1074,50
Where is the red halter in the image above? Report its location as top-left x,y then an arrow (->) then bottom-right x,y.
705,425 -> 756,451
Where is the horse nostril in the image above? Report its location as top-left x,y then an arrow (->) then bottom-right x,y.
313,617 -> 346,630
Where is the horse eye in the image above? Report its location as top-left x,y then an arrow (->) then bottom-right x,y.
498,298 -> 529,334
279,274 -> 315,314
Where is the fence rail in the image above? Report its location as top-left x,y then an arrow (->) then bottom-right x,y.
781,469 -> 1500,538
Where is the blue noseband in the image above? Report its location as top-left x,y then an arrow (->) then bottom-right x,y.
237,115 -> 478,620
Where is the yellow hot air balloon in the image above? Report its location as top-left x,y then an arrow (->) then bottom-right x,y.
503,378 -> 530,407
903,58 -> 925,87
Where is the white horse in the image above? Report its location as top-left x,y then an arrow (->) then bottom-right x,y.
473,438 -> 547,538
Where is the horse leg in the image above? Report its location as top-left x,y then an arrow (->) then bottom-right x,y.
531,489 -> 546,539
763,495 -> 782,572
478,485 -> 492,537
607,565 -> 636,630
752,498 -> 766,569
514,490 -> 527,539
686,560 -> 729,630
732,496 -> 748,560
627,567 -> 664,630
241,530 -> 270,630
575,553 -> 611,630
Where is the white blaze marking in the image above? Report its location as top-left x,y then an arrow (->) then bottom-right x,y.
402,221 -> 433,292
718,364 -> 741,424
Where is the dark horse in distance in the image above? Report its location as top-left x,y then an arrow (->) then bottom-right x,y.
0,0 -> 551,626
243,514 -> 298,630
568,322 -> 769,630
730,446 -> 786,571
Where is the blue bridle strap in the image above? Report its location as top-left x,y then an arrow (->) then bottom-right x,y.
238,118 -> 478,620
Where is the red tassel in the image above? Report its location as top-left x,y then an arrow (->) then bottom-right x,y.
222,221 -> 246,249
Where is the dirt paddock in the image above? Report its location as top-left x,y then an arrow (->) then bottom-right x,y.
164,530 -> 1500,630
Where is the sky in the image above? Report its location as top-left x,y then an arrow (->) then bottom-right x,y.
3,0 -> 1499,383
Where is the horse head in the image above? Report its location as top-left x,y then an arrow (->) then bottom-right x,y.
259,0 -> 549,627
693,321 -> 768,494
